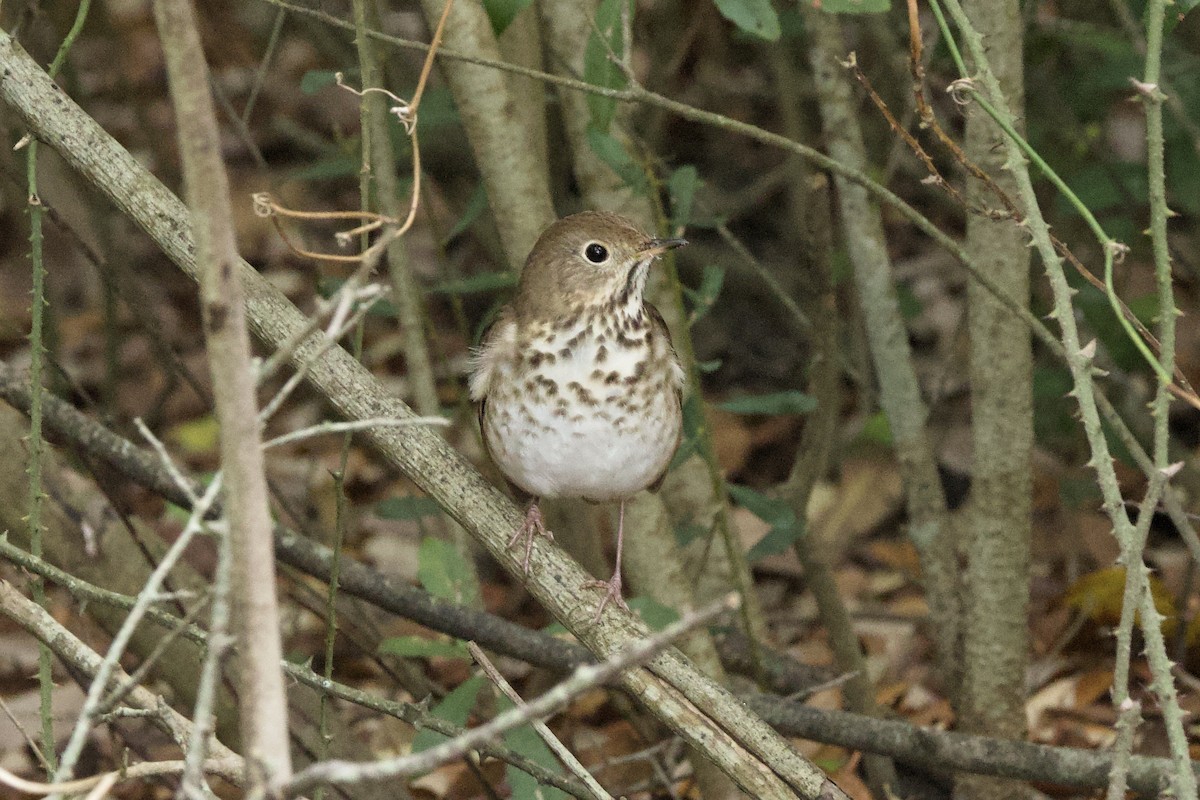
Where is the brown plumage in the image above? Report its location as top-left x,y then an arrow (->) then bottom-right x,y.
469,212 -> 686,618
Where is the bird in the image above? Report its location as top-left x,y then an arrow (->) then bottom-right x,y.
469,211 -> 686,619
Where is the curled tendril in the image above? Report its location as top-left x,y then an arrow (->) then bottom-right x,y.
335,72 -> 418,134
252,192 -> 274,217
946,77 -> 976,106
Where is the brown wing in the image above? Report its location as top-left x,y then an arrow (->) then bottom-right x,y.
470,306 -> 534,504
645,302 -> 684,494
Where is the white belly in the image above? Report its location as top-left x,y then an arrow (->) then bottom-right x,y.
482,333 -> 681,501
485,391 -> 680,501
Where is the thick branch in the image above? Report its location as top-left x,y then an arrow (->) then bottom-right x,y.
744,695 -> 1184,796
152,0 -> 292,787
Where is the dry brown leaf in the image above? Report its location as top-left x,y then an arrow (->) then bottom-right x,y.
830,752 -> 873,800
1027,675 -> 1082,737
569,687 -> 609,719
705,405 -> 753,475
863,539 -> 922,578
572,720 -> 653,790
885,592 -> 930,618
409,758 -> 503,799
1064,566 -> 1177,634
1069,510 -> 1122,566
875,680 -> 911,709
899,684 -> 954,728
732,504 -> 805,577
810,455 -> 903,553
855,617 -> 919,678
1073,668 -> 1116,709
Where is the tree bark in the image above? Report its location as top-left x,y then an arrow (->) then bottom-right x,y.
956,1 -> 1032,798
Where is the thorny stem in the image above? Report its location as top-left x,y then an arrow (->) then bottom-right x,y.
25,0 -> 94,774
930,0 -> 1195,795
927,0 -> 1168,386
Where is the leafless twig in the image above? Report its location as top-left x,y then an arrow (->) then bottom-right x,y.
278,594 -> 740,797
468,643 -> 613,800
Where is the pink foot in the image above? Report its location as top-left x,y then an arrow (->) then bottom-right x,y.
585,499 -> 631,620
509,502 -> 553,574
583,572 -> 630,621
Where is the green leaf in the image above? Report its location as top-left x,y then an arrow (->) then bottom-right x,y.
858,411 -> 892,445
1059,473 -> 1103,509
1166,139 -> 1200,215
896,283 -> 922,321
747,522 -> 804,561
300,69 -> 340,94
712,0 -> 781,40
695,358 -> 723,374
684,264 -> 725,325
473,298 -> 508,346
411,675 -> 484,753
1032,364 -> 1077,447
583,0 -> 632,131
673,521 -> 709,547
498,695 -> 571,799
1053,162 -> 1145,216
683,393 -> 705,438
668,165 -> 700,230
412,87 -> 460,131
1071,277 -> 1142,373
376,495 -> 441,520
627,597 -> 681,630
717,391 -> 816,415
286,151 -> 360,182
429,271 -> 518,296
481,0 -> 533,35
1125,293 -> 1160,329
777,6 -> 806,38
444,183 -> 489,244
586,126 -> 648,193
1165,0 -> 1199,33
727,483 -> 795,529
727,484 -> 802,562
418,537 -> 481,606
820,0 -> 891,13
378,635 -> 468,659
669,394 -> 704,470
668,433 -> 699,471
541,620 -> 568,637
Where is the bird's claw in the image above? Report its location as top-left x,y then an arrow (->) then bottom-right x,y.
583,573 -> 629,621
509,503 -> 553,574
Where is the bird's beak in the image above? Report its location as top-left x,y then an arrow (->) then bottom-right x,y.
639,237 -> 688,257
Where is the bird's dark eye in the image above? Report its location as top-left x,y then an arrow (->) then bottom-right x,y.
584,242 -> 609,264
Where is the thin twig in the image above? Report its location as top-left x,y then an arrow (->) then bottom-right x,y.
49,476 -> 222,785
469,643 -> 613,800
261,417 -> 449,450
0,541 -> 596,799
241,7 -> 287,126
0,581 -> 246,786
279,594 -> 740,797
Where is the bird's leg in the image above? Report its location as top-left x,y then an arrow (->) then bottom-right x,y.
585,499 -> 631,620
509,499 -> 552,574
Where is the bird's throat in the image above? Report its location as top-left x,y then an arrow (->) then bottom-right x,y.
615,258 -> 651,313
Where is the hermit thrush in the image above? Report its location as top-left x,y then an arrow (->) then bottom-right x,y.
469,212 -> 686,619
